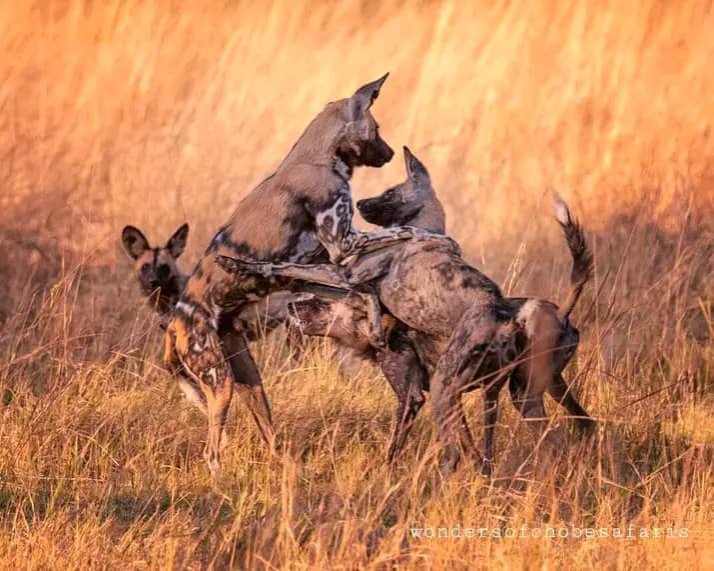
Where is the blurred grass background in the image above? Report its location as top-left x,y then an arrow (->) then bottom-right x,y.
0,1 -> 712,568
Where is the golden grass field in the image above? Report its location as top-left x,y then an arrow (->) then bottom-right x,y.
1,0 -> 713,568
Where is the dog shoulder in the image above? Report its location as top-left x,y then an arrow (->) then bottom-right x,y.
282,163 -> 347,208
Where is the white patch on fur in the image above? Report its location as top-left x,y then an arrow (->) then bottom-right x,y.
289,230 -> 322,262
516,299 -> 541,337
553,193 -> 571,225
315,189 -> 354,262
176,301 -> 195,317
315,195 -> 345,230
208,305 -> 220,329
177,378 -> 206,410
334,156 -> 351,181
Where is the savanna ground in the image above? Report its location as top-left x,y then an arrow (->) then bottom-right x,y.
1,1 -> 713,568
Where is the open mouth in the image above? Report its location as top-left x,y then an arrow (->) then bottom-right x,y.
287,295 -> 325,328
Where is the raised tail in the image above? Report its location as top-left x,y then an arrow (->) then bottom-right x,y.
553,194 -> 593,322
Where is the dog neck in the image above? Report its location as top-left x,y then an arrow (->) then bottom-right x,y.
279,103 -> 347,172
403,195 -> 446,235
151,273 -> 188,316
332,155 -> 353,182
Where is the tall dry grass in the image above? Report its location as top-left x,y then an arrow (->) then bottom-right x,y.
0,0 -> 713,568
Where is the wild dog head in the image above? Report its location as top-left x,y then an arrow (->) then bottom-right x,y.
334,74 -> 394,169
287,295 -> 374,352
357,147 -> 445,233
121,223 -> 189,314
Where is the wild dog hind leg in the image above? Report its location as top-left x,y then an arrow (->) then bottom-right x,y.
220,328 -> 276,451
375,327 -> 428,463
428,306 -> 516,477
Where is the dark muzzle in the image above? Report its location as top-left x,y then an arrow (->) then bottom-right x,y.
361,136 -> 394,167
356,195 -> 397,227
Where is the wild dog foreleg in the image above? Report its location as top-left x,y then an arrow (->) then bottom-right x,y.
312,186 -> 459,264
164,317 -> 234,476
221,329 -> 276,450
216,250 -> 397,347
216,245 -> 397,290
375,327 -> 428,463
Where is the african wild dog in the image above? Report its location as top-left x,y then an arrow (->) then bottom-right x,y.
227,147 -> 594,476
355,150 -> 594,472
164,75 -> 454,475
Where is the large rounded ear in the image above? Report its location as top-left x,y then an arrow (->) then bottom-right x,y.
403,146 -> 430,184
166,223 -> 189,259
349,73 -> 389,119
121,226 -> 150,260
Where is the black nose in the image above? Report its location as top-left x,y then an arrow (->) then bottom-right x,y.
356,199 -> 366,209
157,266 -> 171,280
149,280 -> 160,289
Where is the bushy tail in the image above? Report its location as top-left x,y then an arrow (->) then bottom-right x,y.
553,194 -> 593,321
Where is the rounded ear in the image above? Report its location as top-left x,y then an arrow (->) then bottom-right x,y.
349,72 -> 389,119
403,146 -> 430,184
121,226 -> 150,260
166,223 -> 189,259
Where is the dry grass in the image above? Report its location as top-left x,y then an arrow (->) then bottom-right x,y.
1,0 -> 713,568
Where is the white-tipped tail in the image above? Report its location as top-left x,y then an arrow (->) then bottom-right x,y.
551,192 -> 593,322
553,192 -> 572,226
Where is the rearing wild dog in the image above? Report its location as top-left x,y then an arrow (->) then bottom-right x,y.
225,148 -> 594,476
164,75 -> 453,475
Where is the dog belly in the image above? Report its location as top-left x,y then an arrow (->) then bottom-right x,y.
379,271 -> 473,337
378,249 -> 493,337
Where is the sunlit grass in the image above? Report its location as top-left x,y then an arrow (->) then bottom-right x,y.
0,0 -> 712,568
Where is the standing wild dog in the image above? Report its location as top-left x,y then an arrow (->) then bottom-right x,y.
164,75 -> 453,475
226,148 -> 594,475
355,150 -> 594,472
